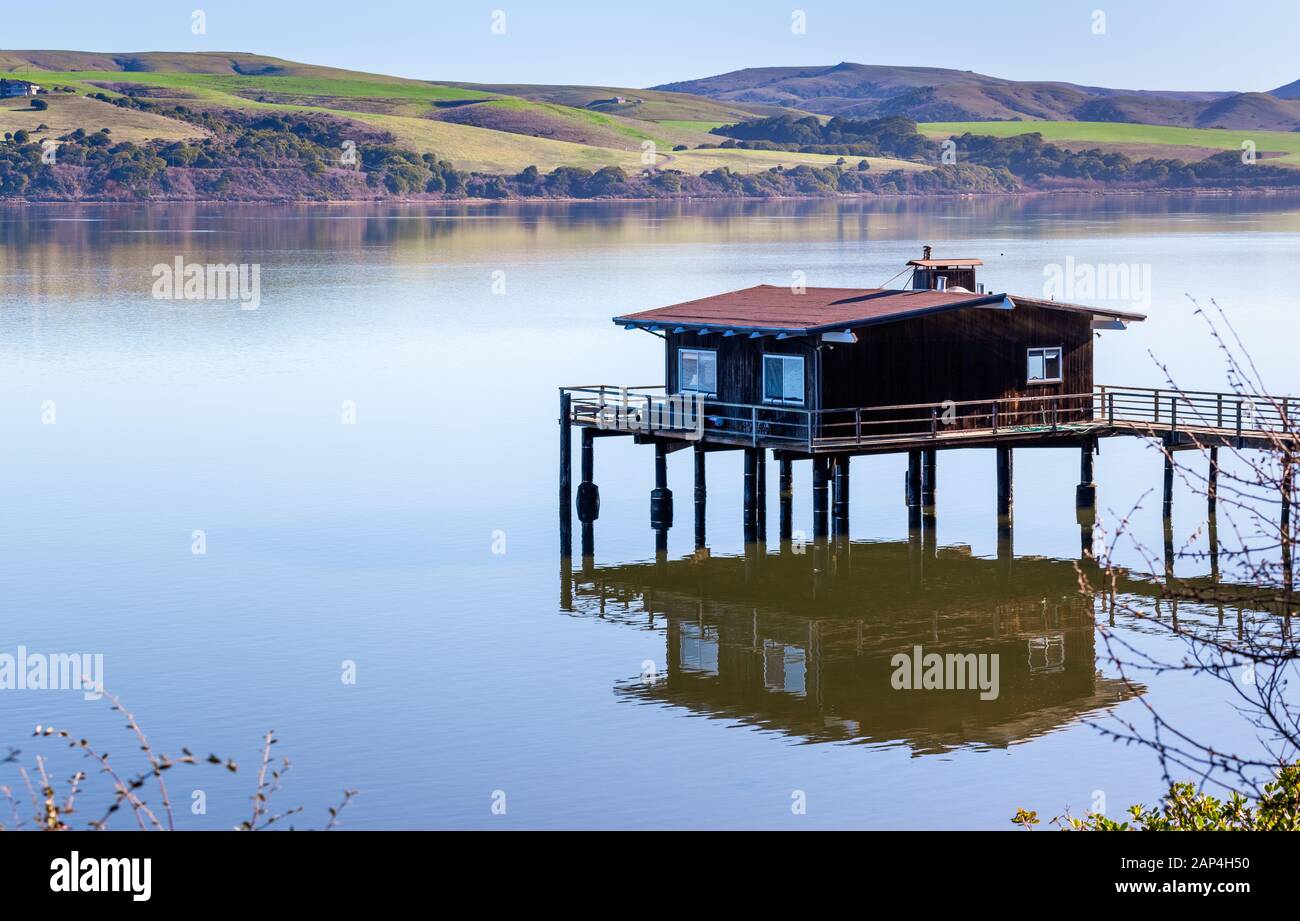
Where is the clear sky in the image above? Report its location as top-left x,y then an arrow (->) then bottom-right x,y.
3,0 -> 1294,93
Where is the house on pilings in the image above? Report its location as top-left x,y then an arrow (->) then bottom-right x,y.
558,248 -> 1296,554
611,248 -> 1145,445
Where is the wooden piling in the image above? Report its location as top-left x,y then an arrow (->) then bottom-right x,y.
996,444 -> 1013,521
1163,516 -> 1175,579
996,444 -> 1013,571
1283,454 -> 1293,535
756,450 -> 768,543
1162,440 -> 1174,519
812,455 -> 830,540
1076,439 -> 1096,510
559,391 -> 572,558
779,455 -> 793,542
1283,454 -> 1294,593
906,448 -> 922,531
997,518 -> 1013,578
651,441 -> 672,556
1208,446 -> 1219,516
1208,506 -> 1220,583
577,427 -> 599,564
832,455 -> 850,539
650,442 -> 673,530
921,447 -> 937,514
743,447 -> 759,544
693,441 -> 707,550
577,428 -> 599,522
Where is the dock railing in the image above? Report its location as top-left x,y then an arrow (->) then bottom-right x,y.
1098,385 -> 1294,444
561,384 -> 1296,451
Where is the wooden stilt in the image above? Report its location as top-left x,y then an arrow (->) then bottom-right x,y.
812,455 -> 830,540
743,447 -> 758,544
559,392 -> 572,559
921,447 -> 936,514
997,517 -> 1013,579
1283,454 -> 1293,536
650,442 -> 673,530
756,450 -> 767,544
1283,453 -> 1294,597
693,441 -> 707,550
832,455 -> 850,540
906,448 -> 922,532
1207,446 -> 1219,516
1208,506 -> 1220,583
779,455 -> 793,543
1162,440 -> 1174,519
996,444 -> 1013,522
1076,439 -> 1096,509
1163,516 -> 1175,579
578,428 -> 598,563
651,441 -> 672,557
577,428 -> 598,521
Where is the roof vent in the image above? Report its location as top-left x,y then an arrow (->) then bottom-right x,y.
935,276 -> 948,292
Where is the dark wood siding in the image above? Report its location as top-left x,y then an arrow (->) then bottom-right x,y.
666,303 -> 1093,430
667,331 -> 820,410
817,303 -> 1094,426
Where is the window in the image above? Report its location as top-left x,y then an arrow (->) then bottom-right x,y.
762,353 -> 805,405
1027,347 -> 1063,384
678,348 -> 717,396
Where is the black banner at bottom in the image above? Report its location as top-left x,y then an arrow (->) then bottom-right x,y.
0,829 -> 1274,906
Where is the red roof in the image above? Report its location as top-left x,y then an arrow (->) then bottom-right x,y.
908,258 -> 984,267
613,285 -> 1146,335
614,285 -> 1011,334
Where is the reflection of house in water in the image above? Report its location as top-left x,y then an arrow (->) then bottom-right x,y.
564,542 -> 1147,754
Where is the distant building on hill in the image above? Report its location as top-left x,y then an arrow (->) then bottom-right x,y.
0,79 -> 41,98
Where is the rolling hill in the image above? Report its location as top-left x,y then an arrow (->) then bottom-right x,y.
657,62 -> 1300,131
2,50 -> 927,175
919,120 -> 1300,167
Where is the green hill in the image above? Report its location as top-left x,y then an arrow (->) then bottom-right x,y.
1,51 -> 925,175
920,120 -> 1300,167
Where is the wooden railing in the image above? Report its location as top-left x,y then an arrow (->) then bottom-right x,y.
1098,385 -> 1295,443
561,384 -> 1297,451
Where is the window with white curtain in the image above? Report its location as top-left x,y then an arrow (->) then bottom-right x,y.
762,353 -> 805,405
678,348 -> 717,396
1027,347 -> 1063,384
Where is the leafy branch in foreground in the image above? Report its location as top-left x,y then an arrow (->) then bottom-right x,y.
1021,296 -> 1300,829
0,689 -> 355,831
1014,762 -> 1300,830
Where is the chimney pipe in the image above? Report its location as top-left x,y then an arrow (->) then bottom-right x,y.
922,244 -> 932,261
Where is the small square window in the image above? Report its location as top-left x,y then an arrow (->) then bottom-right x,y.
762,354 -> 805,405
679,348 -> 717,397
1027,347 -> 1063,384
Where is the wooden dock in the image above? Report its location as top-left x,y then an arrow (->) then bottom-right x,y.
558,382 -> 1298,557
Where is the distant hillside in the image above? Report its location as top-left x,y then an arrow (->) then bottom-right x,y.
0,50 -> 380,80
1270,78 -> 1300,99
0,50 -> 864,175
5,49 -> 1300,201
658,62 -> 1300,131
442,82 -> 789,123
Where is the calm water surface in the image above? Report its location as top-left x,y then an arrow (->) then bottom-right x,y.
1,195 -> 1298,829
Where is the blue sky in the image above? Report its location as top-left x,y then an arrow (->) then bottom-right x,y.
3,0 -> 1294,92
